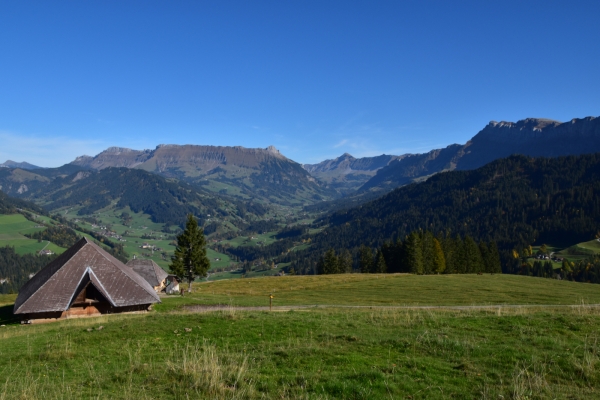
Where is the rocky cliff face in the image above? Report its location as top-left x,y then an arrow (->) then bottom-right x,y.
360,115 -> 600,193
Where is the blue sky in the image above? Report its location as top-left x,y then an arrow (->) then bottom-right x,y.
1,1 -> 599,167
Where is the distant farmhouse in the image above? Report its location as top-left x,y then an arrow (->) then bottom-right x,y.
126,258 -> 168,293
165,275 -> 180,295
14,238 -> 160,324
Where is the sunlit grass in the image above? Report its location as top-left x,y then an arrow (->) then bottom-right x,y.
2,305 -> 600,398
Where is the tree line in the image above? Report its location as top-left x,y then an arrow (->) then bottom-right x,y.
315,231 -> 502,275
25,225 -> 80,248
508,255 -> 600,285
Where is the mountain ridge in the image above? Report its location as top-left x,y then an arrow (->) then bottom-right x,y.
0,160 -> 42,170
302,153 -> 403,195
70,144 -> 330,205
359,115 -> 600,193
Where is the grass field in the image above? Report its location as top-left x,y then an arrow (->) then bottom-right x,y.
1,274 -> 600,398
157,273 -> 600,310
0,214 -> 66,255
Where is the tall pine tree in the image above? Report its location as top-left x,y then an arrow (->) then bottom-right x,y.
373,249 -> 387,273
169,214 -> 210,293
359,245 -> 373,274
405,232 -> 423,274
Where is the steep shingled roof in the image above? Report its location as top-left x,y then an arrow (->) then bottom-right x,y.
14,237 -> 160,315
126,258 -> 169,287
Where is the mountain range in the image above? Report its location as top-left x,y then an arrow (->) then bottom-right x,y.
288,152 -> 600,275
1,115 -> 600,217
359,116 -> 600,193
70,144 -> 332,205
302,153 -> 403,195
0,160 -> 42,170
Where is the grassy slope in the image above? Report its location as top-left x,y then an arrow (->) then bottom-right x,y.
65,208 -> 236,271
1,274 -> 600,398
0,214 -> 66,255
155,274 -> 600,311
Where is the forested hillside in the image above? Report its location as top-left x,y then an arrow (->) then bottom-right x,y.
359,116 -> 600,194
287,154 -> 600,273
70,144 -> 334,205
27,167 -> 268,227
0,247 -> 58,294
0,190 -> 46,215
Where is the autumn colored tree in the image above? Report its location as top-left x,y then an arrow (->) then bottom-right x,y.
432,238 -> 446,274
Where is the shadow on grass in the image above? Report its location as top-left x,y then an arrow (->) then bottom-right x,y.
0,304 -> 18,325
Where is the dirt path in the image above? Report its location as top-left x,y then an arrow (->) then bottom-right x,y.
184,303 -> 600,313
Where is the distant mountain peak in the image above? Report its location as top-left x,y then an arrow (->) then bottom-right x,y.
104,146 -> 137,154
359,114 -> 600,194
0,160 -> 42,170
67,143 -> 326,205
477,116 -> 598,144
488,118 -> 561,131
265,145 -> 283,157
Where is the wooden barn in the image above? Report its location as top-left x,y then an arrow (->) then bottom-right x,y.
14,237 -> 160,323
126,258 -> 169,293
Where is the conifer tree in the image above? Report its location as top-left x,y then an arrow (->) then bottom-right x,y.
441,236 -> 455,274
487,241 -> 502,273
373,249 -> 387,273
323,249 -> 338,274
478,241 -> 490,272
316,255 -> 326,275
454,236 -> 467,273
432,238 -> 446,273
381,241 -> 400,273
338,249 -> 353,273
405,232 -> 423,274
464,236 -> 483,273
359,245 -> 373,274
421,231 -> 435,274
170,214 -> 210,293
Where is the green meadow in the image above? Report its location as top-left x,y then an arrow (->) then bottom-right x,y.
2,274 -> 600,399
0,214 -> 65,255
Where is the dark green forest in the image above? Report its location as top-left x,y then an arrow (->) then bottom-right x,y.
285,154 -> 600,276
25,168 -> 268,228
25,225 -> 80,248
0,247 -> 58,294
49,214 -> 129,262
0,190 -> 46,216
41,168 -> 216,225
305,232 -> 502,276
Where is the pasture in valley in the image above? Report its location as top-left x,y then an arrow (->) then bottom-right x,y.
0,214 -> 65,255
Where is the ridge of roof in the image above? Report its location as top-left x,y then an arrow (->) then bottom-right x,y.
126,258 -> 169,287
153,262 -> 169,281
14,237 -> 89,313
86,241 -> 160,302
15,237 -> 160,314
